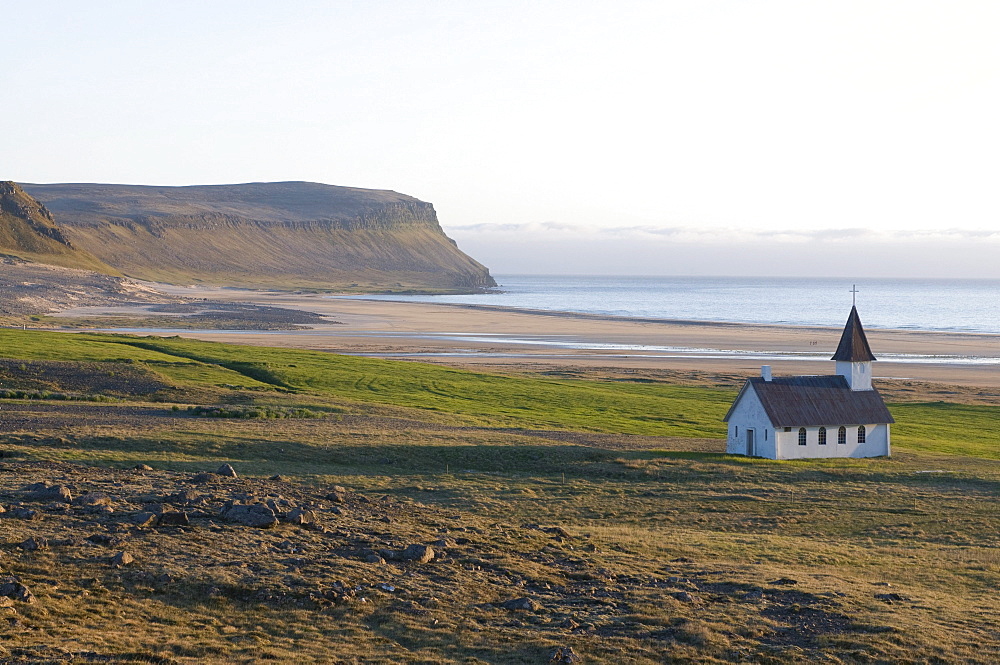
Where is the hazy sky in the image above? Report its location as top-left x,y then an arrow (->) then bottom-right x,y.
4,1 -> 999,277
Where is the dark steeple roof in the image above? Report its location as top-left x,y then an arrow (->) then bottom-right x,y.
831,305 -> 876,362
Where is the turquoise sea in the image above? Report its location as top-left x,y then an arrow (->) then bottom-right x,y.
337,275 -> 1000,335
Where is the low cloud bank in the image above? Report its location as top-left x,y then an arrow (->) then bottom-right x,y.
445,223 -> 1000,278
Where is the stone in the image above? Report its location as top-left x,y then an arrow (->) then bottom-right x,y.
157,511 -> 190,527
8,507 -> 40,521
190,472 -> 216,484
770,577 -> 798,586
501,596 -> 540,611
326,491 -> 346,504
401,544 -> 435,563
0,578 -> 36,604
217,463 -> 238,478
221,503 -> 278,528
170,489 -> 200,505
73,492 -> 113,508
26,484 -> 72,503
284,508 -> 317,526
110,551 -> 134,568
132,512 -> 160,527
549,646 -> 581,664
672,591 -> 696,603
18,537 -> 47,551
875,592 -> 909,603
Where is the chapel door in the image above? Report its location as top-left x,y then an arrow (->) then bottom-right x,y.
746,429 -> 755,456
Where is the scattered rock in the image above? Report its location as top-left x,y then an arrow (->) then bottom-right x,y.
672,591 -> 696,603
326,491 -> 346,504
770,578 -> 799,586
365,554 -> 386,564
8,506 -> 40,521
25,483 -> 72,503
401,544 -> 435,563
18,537 -> 47,551
110,551 -> 134,568
221,503 -> 278,528
170,489 -> 200,505
501,596 -> 540,611
216,463 -> 238,478
875,593 -> 910,603
189,472 -> 216,484
132,512 -> 160,527
0,577 -> 36,603
284,508 -> 317,526
73,492 -> 113,509
157,511 -> 190,527
549,646 -> 581,664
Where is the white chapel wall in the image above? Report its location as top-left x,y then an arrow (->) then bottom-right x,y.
776,423 -> 890,459
726,388 -> 775,458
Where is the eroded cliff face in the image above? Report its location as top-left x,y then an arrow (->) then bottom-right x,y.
21,182 -> 495,292
0,182 -> 115,274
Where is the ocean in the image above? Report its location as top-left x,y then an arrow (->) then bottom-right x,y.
337,275 -> 1000,335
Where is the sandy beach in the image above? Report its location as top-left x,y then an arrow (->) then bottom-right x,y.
54,284 -> 1000,389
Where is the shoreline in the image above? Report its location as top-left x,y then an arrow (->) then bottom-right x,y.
334,296 -> 1000,338
45,285 -> 1000,388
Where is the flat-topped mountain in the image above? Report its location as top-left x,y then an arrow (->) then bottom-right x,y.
18,181 -> 495,292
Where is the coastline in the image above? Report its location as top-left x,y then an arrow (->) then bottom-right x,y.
49,285 -> 1000,388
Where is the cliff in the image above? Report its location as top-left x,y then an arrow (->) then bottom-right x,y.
19,181 -> 496,292
0,182 -> 117,274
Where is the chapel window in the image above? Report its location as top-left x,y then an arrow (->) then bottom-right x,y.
858,425 -> 866,443
838,426 -> 846,444
818,427 -> 827,445
798,427 -> 807,446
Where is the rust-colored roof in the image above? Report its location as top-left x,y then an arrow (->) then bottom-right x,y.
831,305 -> 876,362
723,375 -> 895,427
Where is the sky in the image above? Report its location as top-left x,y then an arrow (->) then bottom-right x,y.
3,1 -> 1000,278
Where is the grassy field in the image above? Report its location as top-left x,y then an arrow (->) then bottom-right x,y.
0,328 -> 998,663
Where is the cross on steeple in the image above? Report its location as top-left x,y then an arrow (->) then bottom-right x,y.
850,284 -> 859,307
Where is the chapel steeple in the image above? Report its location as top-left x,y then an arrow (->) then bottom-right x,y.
832,305 -> 876,363
832,305 -> 875,390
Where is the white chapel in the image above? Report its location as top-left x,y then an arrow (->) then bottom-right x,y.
723,305 -> 894,459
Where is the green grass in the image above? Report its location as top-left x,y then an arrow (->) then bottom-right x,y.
889,402 -> 1000,458
1,329 -> 998,456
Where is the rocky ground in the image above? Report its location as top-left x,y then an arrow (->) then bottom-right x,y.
0,457 -> 913,664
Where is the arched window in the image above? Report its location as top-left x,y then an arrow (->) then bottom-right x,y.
798,427 -> 807,446
818,427 -> 827,445
858,425 -> 866,443
838,426 -> 846,444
